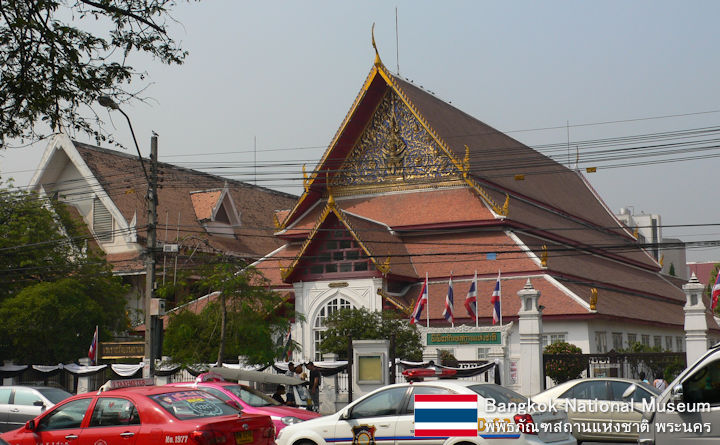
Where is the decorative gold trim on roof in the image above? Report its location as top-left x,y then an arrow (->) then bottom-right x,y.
463,145 -> 471,178
280,199 -> 392,280
590,288 -> 598,311
279,64 -> 382,229
302,165 -> 309,192
371,23 -> 382,66
377,288 -> 412,315
463,175 -> 506,216
502,194 -> 510,216
273,213 -> 281,230
540,244 -> 548,267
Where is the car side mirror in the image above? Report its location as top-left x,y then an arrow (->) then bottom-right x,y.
25,420 -> 35,431
339,409 -> 350,421
622,384 -> 636,399
33,400 -> 45,407
670,384 -> 683,404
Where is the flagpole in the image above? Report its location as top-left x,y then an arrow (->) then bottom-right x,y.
426,272 -> 430,328
474,271 -> 478,328
450,271 -> 454,328
498,271 -> 503,326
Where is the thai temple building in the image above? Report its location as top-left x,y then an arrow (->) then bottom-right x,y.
256,51 -> 719,394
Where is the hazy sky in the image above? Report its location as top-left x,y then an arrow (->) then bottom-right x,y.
1,1 -> 719,262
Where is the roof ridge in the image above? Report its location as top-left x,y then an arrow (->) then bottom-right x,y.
72,140 -> 297,200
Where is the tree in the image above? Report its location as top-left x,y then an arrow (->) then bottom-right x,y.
319,307 -> 423,361
543,342 -> 586,384
162,261 -> 293,366
0,276 -> 128,363
0,179 -> 130,362
0,0 -> 191,147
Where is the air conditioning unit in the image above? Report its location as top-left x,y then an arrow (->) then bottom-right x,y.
163,244 -> 179,253
150,298 -> 166,316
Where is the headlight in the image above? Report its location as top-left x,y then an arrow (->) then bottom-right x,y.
281,416 -> 303,425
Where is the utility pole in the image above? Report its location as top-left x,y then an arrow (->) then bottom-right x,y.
144,134 -> 158,377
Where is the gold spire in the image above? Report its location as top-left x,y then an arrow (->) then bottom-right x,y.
302,164 -> 309,192
371,23 -> 382,66
590,288 -> 598,311
540,244 -> 548,267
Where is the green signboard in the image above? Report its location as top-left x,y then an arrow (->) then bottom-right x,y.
427,331 -> 501,345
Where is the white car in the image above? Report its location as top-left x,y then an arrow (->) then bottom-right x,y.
276,380 -> 576,445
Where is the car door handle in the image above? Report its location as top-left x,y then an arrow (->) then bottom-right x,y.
379,424 -> 390,428
9,408 -> 19,413
65,434 -> 78,440
121,432 -> 135,438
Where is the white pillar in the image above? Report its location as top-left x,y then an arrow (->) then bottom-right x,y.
517,279 -> 543,397
683,273 -> 708,365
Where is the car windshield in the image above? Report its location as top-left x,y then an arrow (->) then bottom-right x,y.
223,384 -> 280,407
469,384 -> 527,404
149,390 -> 241,420
36,387 -> 73,404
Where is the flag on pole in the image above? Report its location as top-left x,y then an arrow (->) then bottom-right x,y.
491,272 -> 501,325
283,327 -> 292,361
442,273 -> 454,326
712,271 -> 720,311
88,325 -> 98,365
411,274 -> 429,325
464,271 -> 478,319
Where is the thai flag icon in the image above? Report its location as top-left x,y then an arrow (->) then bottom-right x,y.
414,394 -> 478,437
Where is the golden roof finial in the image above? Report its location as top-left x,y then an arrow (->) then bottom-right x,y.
371,23 -> 382,66
659,254 -> 664,267
633,227 -> 639,238
377,256 -> 391,275
327,192 -> 335,208
590,288 -> 598,311
540,244 -> 548,267
273,213 -> 281,230
302,164 -> 309,192
502,194 -> 510,216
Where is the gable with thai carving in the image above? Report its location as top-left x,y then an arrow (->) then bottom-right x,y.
332,90 -> 461,190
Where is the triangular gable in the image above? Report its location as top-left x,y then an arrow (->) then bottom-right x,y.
190,187 -> 241,226
279,61 -> 507,229
281,195 -> 410,282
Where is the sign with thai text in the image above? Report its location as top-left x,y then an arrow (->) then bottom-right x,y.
427,332 -> 501,345
100,341 -> 144,359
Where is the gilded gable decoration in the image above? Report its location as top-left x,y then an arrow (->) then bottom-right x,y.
540,244 -> 548,267
590,288 -> 598,311
332,91 -> 460,189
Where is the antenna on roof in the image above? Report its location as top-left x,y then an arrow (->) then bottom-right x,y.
395,7 -> 400,75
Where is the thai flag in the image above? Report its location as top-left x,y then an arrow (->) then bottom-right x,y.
88,325 -> 98,365
410,274 -> 429,325
491,272 -> 501,325
464,271 -> 478,318
712,271 -> 720,311
442,274 -> 454,324
414,394 -> 478,437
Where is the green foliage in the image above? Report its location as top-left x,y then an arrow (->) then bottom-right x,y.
668,263 -> 675,276
163,261 -> 294,366
0,275 -> 128,363
544,342 -> 586,384
438,349 -> 459,367
0,179 -> 129,362
319,307 -> 423,361
0,0 -> 191,146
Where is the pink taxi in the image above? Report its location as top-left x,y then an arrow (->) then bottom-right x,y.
167,373 -> 320,435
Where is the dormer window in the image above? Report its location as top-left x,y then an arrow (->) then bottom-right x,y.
190,187 -> 241,238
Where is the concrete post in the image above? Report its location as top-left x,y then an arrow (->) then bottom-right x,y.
517,279 -> 543,397
683,273 -> 708,365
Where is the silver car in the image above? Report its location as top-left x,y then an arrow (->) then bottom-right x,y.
532,377 -> 660,443
0,386 -> 72,432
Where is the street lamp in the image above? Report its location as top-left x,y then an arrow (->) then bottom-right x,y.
99,96 -> 158,377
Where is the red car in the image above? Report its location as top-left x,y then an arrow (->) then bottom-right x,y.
167,373 -> 321,435
0,378 -> 275,445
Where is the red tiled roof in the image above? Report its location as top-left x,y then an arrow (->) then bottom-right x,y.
73,142 -> 297,261
190,190 -> 222,221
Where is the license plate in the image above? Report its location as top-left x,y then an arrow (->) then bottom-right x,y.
235,431 -> 253,445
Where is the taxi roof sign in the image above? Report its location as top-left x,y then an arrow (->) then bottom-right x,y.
98,378 -> 155,393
